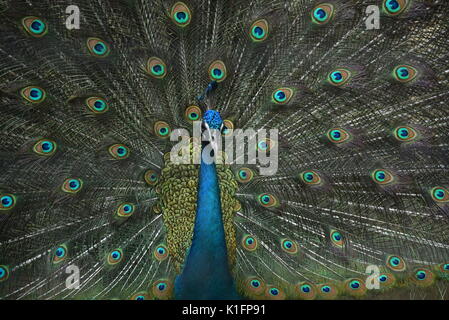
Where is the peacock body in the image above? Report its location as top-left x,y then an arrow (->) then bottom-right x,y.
0,0 -> 449,300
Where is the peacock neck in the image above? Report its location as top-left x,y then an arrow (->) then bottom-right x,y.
174,146 -> 240,300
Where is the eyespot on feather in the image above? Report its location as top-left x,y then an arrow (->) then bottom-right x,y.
257,193 -> 278,208
393,65 -> 418,83
311,3 -> 335,25
0,194 -> 16,211
21,86 -> 46,103
108,144 -> 129,160
150,279 -> 173,300
296,282 -> 317,300
250,19 -> 269,42
61,178 -> 83,194
52,245 -> 68,264
107,249 -> 123,265
272,88 -> 294,104
386,255 -> 406,272
144,170 -> 159,186
86,97 -> 109,114
208,60 -> 227,82
33,139 -> 57,156
0,265 -> 10,282
242,235 -> 258,251
327,68 -> 352,86
154,121 -> 171,138
185,105 -> 202,122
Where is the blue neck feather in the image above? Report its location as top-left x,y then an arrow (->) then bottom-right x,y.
174,149 -> 240,300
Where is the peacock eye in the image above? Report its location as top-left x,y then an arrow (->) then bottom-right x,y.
258,193 -> 278,208
296,282 -> 317,299
393,65 -> 417,83
208,60 -> 227,82
269,287 -> 279,296
250,19 -> 269,42
251,279 -> 260,288
301,284 -> 311,293
154,121 -> 171,138
0,194 -> 16,210
311,3 -> 335,25
265,286 -> 285,300
154,244 -> 169,261
53,245 -> 68,263
62,178 -> 83,194
86,97 -> 109,114
257,138 -> 274,152
108,249 -> 123,265
203,109 -> 223,130
272,88 -> 294,104
348,280 -> 360,290
33,139 -> 57,156
386,255 -> 406,271
185,105 -> 202,122
327,128 -> 350,144
431,187 -> 449,203
147,57 -> 167,79
117,203 -> 135,217
144,170 -> 159,186
371,169 -> 394,185
0,265 -> 10,282
222,119 -> 234,136
415,270 -> 426,280
151,279 -> 172,299
394,126 -> 417,142
22,16 -> 48,37
412,268 -> 435,286
236,168 -> 254,183
108,143 -> 130,159
330,230 -> 345,248
439,262 -> 449,273
300,170 -> 321,185
378,273 -> 395,287
242,235 -> 258,251
383,0 -> 409,16
281,239 -> 298,254
87,37 -> 110,57
327,68 -> 351,86
321,285 -> 331,293
21,86 -> 46,103
344,279 -> 366,296
171,2 -> 191,27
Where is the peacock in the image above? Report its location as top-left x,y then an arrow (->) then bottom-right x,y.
0,0 -> 449,300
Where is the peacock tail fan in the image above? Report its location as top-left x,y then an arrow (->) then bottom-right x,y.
0,0 -> 449,300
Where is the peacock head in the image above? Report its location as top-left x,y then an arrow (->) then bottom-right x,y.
202,109 -> 223,131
